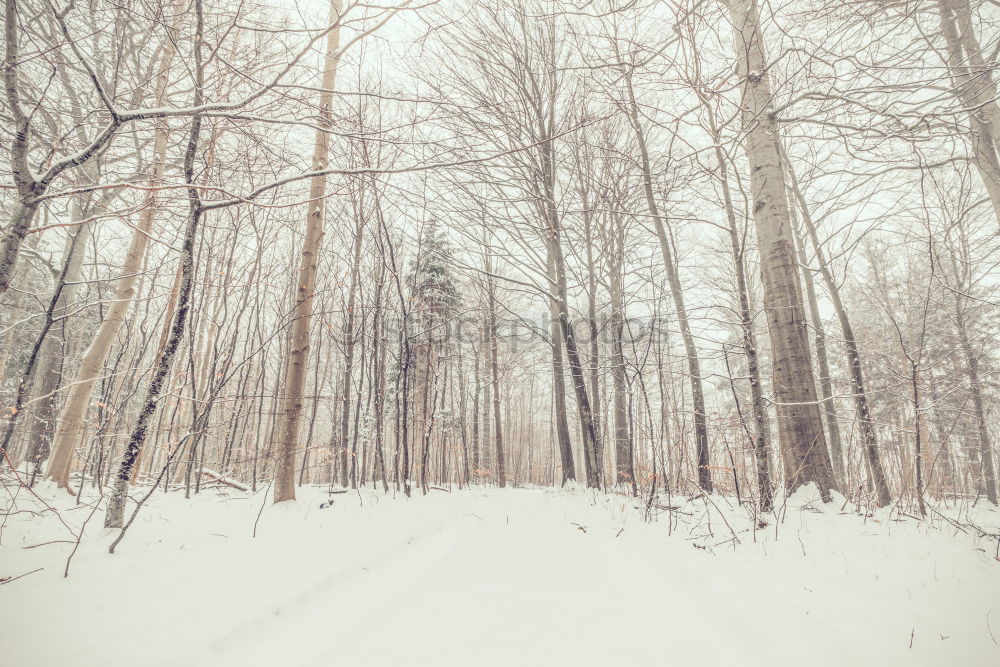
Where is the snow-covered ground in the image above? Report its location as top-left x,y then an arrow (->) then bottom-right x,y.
2,481 -> 998,666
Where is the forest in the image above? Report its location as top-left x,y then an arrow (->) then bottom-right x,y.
1,0 -> 999,665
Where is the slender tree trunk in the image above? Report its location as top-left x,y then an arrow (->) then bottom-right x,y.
784,152 -> 891,505
456,335 -> 470,487
338,213 -> 364,487
583,207 -> 603,484
702,114 -> 774,510
471,340 -> 481,476
609,242 -> 635,490
105,0 -> 207,529
551,234 -> 600,488
955,302 -> 998,504
0,230 -> 88,461
272,0 -> 343,503
25,206 -> 92,472
372,269 -> 389,491
911,365 -> 927,516
790,209 -> 845,488
623,73 -> 712,492
46,9 -> 183,488
485,258 -> 505,487
547,252 -> 576,484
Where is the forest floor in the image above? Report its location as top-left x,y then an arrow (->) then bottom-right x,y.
1,479 -> 998,666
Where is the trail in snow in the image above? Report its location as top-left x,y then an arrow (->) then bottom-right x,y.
1,484 -> 998,666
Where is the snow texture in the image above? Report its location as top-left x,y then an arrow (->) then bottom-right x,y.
1,482 -> 998,666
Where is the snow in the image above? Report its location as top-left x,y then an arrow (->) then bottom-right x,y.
2,482 -> 998,666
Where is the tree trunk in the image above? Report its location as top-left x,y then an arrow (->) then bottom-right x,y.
790,210 -> 845,488
723,0 -> 835,498
272,0 -> 343,503
784,152 -> 891,505
551,234 -> 600,488
937,0 -> 1000,229
955,302 -> 998,504
623,73 -> 712,492
608,231 -> 635,491
47,11 -> 182,488
703,111 -> 774,511
547,249 -> 576,484
24,206 -> 92,472
337,213 -> 364,487
105,0 -> 207,528
485,257 -> 506,487
471,339 -> 481,475
583,205 -> 603,484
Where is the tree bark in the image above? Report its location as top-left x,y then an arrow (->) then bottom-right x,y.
272,0 -> 343,503
936,0 -> 1000,230
723,0 -> 835,498
790,213 -> 845,489
105,0 -> 207,529
955,298 -> 998,504
337,213 -> 364,487
784,152 -> 891,505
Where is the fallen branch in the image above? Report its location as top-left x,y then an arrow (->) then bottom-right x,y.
0,567 -> 43,585
199,468 -> 248,492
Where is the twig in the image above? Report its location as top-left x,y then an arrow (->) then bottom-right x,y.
65,495 -> 101,577
253,479 -> 273,538
0,567 -> 43,585
22,539 -> 74,549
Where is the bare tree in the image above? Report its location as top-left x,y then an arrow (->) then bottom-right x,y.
272,0 -> 344,504
720,0 -> 835,498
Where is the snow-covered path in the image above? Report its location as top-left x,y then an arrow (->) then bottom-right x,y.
2,485 -> 998,666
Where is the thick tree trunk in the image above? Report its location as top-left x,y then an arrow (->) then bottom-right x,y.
0,201 -> 39,296
0,0 -> 40,295
937,0 -> 1000,229
272,0 -> 343,503
724,0 -> 835,498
